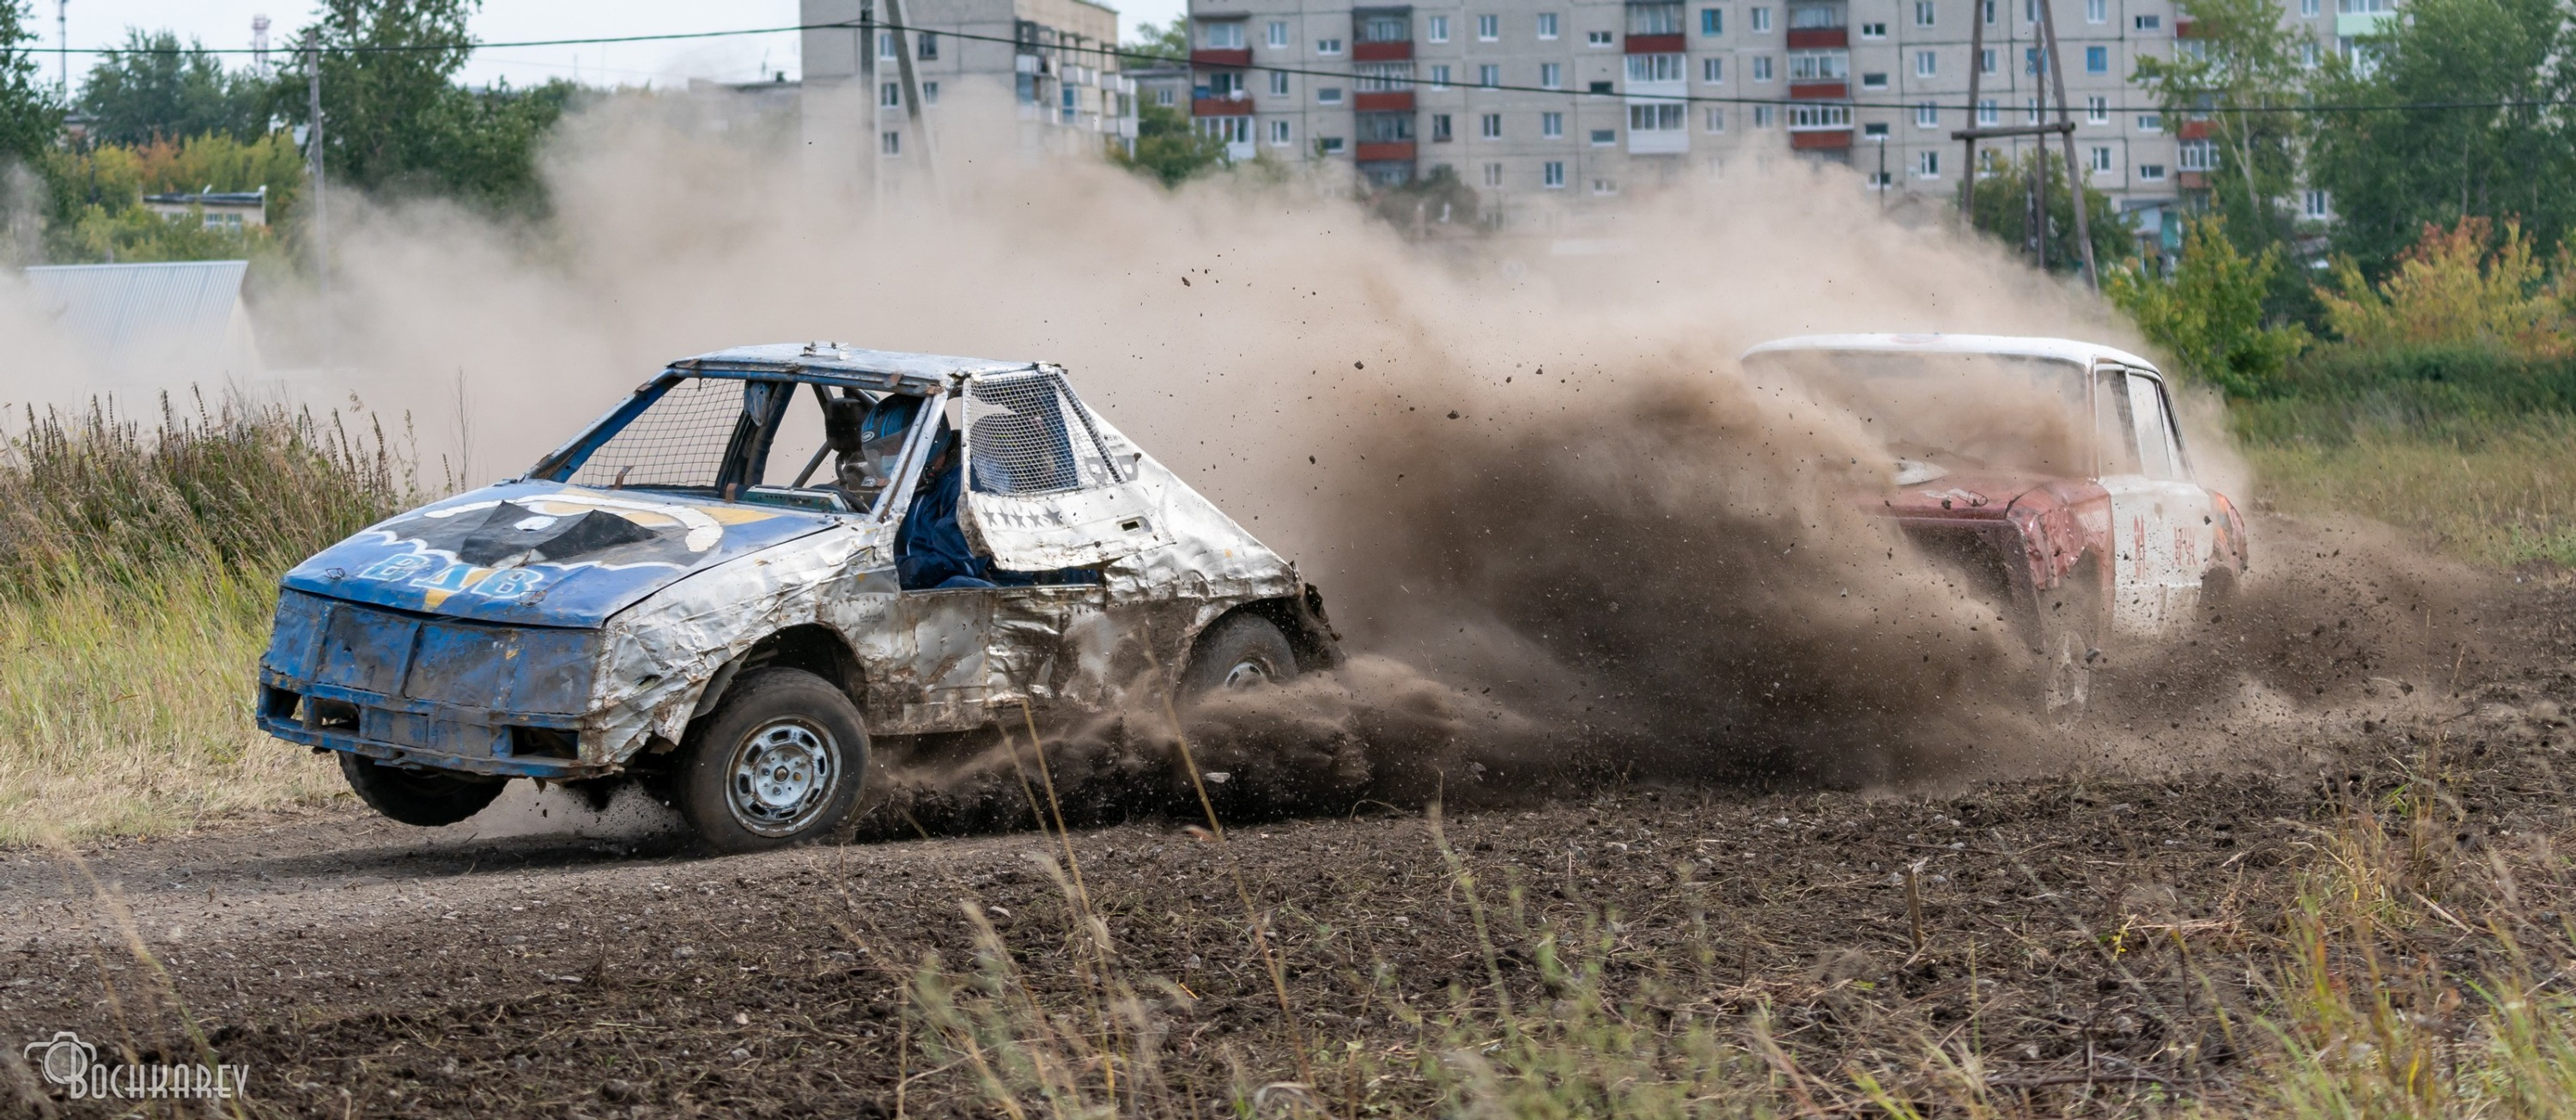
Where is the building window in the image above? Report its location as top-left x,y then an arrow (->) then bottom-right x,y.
1431,64 -> 1452,88
881,82 -> 901,107
1432,113 -> 1454,141
2089,145 -> 2111,172
1543,161 -> 1566,187
1703,57 -> 1724,81
1203,21 -> 1243,48
1356,62 -> 1409,91
1317,38 -> 1344,54
1915,0 -> 1936,24
1785,51 -> 1844,80
1629,101 -> 1685,130
2304,189 -> 2330,218
1477,13 -> 1501,39
1915,101 -> 1938,127
1787,102 -> 1848,129
1915,49 -> 1937,76
916,31 -> 939,58
2024,95 -> 2041,123
1590,127 -> 1617,144
1480,113 -> 1503,138
1319,87 -> 1344,103
2137,113 -> 2161,131
882,131 -> 902,155
1270,70 -> 1291,95
1862,71 -> 1887,88
2086,46 -> 2108,72
1155,87 -> 1175,106
2138,162 -> 2166,180
1270,119 -> 1292,145
1860,21 -> 1888,37
2178,139 -> 2216,170
2086,94 -> 2107,122
1541,111 -> 1564,137
1319,136 -> 1346,152
2134,14 -> 2160,29
1485,162 -> 1504,186
1428,15 -> 1450,41
2300,40 -> 2321,67
1588,29 -> 1616,45
1541,62 -> 1563,88
1592,177 -> 1619,194
1862,120 -> 1887,137
1751,5 -> 1773,30
1630,53 -> 1686,82
1590,79 -> 1613,91
2302,0 -> 2321,13
2087,0 -> 2105,20
1753,103 -> 1775,127
1703,7 -> 1724,33
1752,55 -> 1774,81
1265,21 -> 1288,47
878,30 -> 898,59
1539,12 -> 1561,38
1705,106 -> 1727,131
924,81 -> 939,104
1977,98 -> 1998,124
1979,47 -> 1997,72
1917,149 -> 1940,177
1479,64 -> 1501,86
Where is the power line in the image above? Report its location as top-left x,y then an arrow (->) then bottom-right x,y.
21,15 -> 2566,118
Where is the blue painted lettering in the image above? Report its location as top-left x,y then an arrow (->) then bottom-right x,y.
357,554 -> 436,581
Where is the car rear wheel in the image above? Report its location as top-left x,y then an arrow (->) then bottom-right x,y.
674,667 -> 870,854
1181,612 -> 1299,700
338,752 -> 507,826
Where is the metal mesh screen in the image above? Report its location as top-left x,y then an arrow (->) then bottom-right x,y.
570,377 -> 751,490
964,373 -> 1120,496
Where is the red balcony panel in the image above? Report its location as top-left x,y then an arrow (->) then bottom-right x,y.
1354,142 -> 1418,162
1789,81 -> 1848,99
1190,48 -> 1253,67
1786,27 -> 1848,47
2176,119 -> 2213,139
1354,90 -> 1416,111
1625,33 -> 1686,53
2177,171 -> 2208,189
1790,129 -> 1854,149
1193,96 -> 1255,117
1352,40 -> 1413,60
2172,19 -> 2196,37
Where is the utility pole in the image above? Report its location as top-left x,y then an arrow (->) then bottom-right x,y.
883,0 -> 937,187
304,29 -> 331,351
1958,0 -> 1984,232
2034,0 -> 2098,289
57,2 -> 67,97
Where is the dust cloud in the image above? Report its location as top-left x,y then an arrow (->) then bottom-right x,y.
0,85 -> 2496,819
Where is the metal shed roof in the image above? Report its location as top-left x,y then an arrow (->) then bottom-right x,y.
19,260 -> 260,372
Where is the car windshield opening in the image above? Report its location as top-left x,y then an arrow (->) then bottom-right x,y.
1746,350 -> 2093,478
568,376 -> 929,514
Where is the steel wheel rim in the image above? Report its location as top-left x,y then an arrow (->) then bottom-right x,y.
725,718 -> 839,837
1220,657 -> 1275,691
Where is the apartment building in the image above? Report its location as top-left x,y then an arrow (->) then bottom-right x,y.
1187,0 -> 2381,229
802,0 -> 1138,184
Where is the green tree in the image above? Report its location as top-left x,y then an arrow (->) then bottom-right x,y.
1966,149 -> 2130,275
0,0 -> 61,165
2131,0 -> 2312,322
2106,216 -> 2308,398
2305,0 -> 2575,277
1114,97 -> 1226,187
77,29 -> 270,144
1125,21 -> 1190,63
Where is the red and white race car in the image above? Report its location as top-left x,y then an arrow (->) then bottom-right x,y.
1743,333 -> 2249,704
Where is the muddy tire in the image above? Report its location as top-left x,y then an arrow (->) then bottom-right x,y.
1181,613 -> 1299,700
337,752 -> 506,826
673,667 -> 869,855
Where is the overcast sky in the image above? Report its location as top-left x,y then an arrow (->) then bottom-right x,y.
38,0 -> 1188,93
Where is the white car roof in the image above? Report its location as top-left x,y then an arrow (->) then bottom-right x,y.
1741,333 -> 2164,376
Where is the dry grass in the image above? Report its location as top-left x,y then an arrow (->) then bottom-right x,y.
0,394 -> 411,844
2247,416 -> 2576,569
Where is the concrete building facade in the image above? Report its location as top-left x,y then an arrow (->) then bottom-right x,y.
1186,0 -> 2388,231
802,0 -> 1139,186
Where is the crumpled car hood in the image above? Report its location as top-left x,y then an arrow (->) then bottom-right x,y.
278,481 -> 838,628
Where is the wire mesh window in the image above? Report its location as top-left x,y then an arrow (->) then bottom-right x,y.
963,374 -> 1121,496
571,377 -> 753,490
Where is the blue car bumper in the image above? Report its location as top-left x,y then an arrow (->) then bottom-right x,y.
257,589 -> 610,779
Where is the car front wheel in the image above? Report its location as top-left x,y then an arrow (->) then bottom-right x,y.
674,667 -> 870,854
1181,612 -> 1300,700
338,752 -> 507,826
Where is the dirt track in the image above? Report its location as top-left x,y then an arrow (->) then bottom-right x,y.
3,579 -> 2573,1118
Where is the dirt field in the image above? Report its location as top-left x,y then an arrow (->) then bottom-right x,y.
4,569 -> 2573,1118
